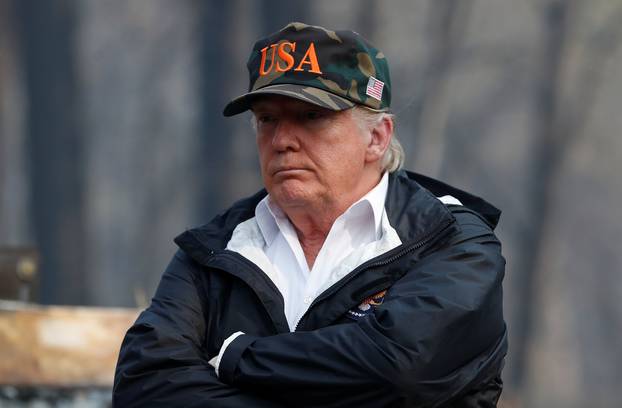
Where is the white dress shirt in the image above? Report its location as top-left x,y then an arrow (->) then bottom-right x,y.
226,172 -> 402,331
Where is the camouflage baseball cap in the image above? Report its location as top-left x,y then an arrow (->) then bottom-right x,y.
223,22 -> 391,116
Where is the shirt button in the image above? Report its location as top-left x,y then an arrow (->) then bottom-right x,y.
304,297 -> 312,304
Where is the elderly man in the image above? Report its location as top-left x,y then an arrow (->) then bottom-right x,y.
114,22 -> 507,407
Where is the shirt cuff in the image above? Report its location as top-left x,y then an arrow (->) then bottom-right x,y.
212,331 -> 244,377
218,333 -> 258,384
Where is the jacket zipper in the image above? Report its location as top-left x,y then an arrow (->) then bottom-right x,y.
293,217 -> 454,332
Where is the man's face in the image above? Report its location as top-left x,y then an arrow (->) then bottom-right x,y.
252,95 -> 371,212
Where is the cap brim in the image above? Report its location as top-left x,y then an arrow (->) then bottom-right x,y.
222,84 -> 356,117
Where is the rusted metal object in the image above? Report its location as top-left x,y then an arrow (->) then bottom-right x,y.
0,301 -> 138,387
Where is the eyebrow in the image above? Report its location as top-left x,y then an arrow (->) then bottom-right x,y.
251,100 -> 332,114
250,102 -> 278,112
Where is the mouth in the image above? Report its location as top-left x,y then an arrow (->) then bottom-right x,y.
272,167 -> 309,177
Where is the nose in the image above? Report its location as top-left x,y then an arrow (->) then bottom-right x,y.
272,119 -> 301,152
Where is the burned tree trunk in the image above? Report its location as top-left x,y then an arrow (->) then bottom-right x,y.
14,0 -> 86,305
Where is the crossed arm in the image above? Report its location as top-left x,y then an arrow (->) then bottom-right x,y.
113,252 -> 286,408
114,233 -> 507,408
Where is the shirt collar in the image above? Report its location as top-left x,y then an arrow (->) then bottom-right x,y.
255,172 -> 389,246
360,171 -> 389,238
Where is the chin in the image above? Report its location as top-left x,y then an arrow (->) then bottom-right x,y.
270,180 -> 315,209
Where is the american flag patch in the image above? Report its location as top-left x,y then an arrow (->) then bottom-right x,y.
366,76 -> 384,101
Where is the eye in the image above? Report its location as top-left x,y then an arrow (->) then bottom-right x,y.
256,114 -> 276,124
303,110 -> 326,121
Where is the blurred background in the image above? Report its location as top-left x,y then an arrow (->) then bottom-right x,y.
1,0 -> 621,407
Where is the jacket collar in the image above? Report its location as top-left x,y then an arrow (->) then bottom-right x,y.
384,170 -> 455,244
175,170 -> 500,256
175,189 -> 267,257
401,170 -> 501,228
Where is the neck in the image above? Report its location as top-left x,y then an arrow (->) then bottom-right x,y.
283,203 -> 338,269
282,170 -> 382,268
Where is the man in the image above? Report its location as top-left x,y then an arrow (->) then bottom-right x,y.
114,22 -> 507,407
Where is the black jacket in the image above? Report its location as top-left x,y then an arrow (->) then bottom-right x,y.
113,170 -> 508,408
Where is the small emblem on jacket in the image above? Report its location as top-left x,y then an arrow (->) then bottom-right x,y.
346,290 -> 387,320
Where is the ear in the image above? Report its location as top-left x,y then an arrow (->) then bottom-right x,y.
365,116 -> 393,164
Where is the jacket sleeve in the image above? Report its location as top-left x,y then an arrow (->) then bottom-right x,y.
113,250 -> 285,408
218,227 -> 508,408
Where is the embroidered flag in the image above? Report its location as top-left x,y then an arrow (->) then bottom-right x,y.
366,76 -> 384,101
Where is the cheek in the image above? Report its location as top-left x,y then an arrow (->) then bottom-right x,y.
256,141 -> 273,182
257,135 -> 271,165
322,140 -> 367,170
307,147 -> 363,191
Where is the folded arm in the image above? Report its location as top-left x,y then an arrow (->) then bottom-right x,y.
218,233 -> 508,408
113,251 -> 285,408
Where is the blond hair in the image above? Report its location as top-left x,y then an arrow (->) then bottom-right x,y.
350,106 -> 404,173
